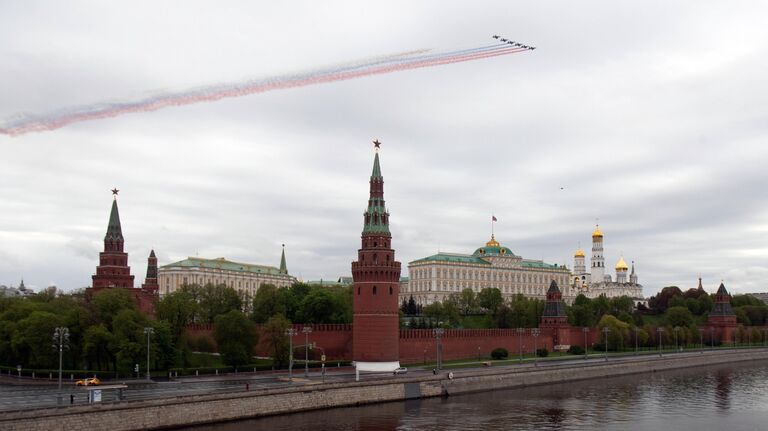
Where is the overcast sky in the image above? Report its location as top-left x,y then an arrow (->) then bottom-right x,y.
1,1 -> 767,297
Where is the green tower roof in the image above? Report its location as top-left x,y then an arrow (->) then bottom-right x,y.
279,245 -> 287,274
371,152 -> 382,179
105,198 -> 123,241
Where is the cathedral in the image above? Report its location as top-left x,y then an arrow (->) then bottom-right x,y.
571,225 -> 644,301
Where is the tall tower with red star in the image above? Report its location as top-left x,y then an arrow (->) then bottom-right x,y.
91,189 -> 135,289
351,141 -> 402,372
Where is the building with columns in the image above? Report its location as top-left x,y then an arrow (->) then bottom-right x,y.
400,235 -> 574,306
158,246 -> 295,297
572,225 -> 643,300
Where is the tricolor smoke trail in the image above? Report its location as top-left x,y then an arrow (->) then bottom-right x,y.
0,42 -> 532,137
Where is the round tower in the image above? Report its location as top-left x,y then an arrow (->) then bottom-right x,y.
590,225 -> 605,284
351,142 -> 402,374
615,256 -> 628,283
574,248 -> 586,275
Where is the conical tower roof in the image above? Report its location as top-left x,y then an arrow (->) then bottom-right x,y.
105,198 -> 124,241
716,282 -> 728,295
547,279 -> 561,294
149,249 -> 156,258
279,244 -> 287,274
371,152 -> 382,179
363,150 -> 390,235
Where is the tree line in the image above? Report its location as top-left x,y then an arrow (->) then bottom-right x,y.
0,281 -> 353,374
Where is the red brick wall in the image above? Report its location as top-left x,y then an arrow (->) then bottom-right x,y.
398,329 -> 555,364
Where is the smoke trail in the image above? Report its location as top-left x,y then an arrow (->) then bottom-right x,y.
0,43 -> 531,137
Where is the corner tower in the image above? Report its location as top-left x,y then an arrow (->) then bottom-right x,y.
351,142 -> 402,372
141,250 -> 159,294
92,190 -> 135,289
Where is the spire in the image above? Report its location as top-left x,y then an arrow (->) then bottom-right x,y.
630,261 -> 636,275
547,279 -> 561,294
371,152 -> 382,179
362,145 -> 390,236
279,244 -> 288,274
105,197 -> 124,241
145,249 -> 158,279
716,282 -> 728,295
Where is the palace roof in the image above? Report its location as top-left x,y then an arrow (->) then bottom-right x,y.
161,257 -> 287,276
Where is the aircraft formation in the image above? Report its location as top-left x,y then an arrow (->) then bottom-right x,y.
492,34 -> 536,50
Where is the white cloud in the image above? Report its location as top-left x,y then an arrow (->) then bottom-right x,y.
1,1 -> 767,297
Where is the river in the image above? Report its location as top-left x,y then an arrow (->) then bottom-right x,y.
189,362 -> 768,430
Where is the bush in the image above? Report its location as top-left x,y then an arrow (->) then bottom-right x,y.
567,345 -> 585,355
536,348 -> 549,358
490,347 -> 509,360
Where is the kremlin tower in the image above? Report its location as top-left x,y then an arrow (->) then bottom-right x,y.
540,280 -> 570,347
91,190 -> 135,289
351,141 -> 402,374
88,190 -> 157,315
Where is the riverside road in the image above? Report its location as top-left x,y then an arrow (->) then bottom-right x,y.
1,348 -> 765,412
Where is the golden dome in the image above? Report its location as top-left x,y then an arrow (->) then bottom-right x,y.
615,256 -> 628,271
574,249 -> 585,258
592,225 -> 603,238
486,234 -> 500,247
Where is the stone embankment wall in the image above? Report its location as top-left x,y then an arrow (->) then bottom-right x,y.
3,349 -> 767,431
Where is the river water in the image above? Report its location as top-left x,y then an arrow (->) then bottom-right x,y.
191,362 -> 768,430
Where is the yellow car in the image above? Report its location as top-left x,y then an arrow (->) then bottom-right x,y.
75,377 -> 101,386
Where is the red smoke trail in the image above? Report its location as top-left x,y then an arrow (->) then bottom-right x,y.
1,46 -> 529,137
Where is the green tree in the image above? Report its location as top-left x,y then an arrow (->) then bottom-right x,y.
156,289 -> 200,342
251,284 -> 289,323
92,288 -> 136,330
666,306 -> 694,327
83,324 -> 115,372
457,289 -> 478,315
199,284 -> 242,324
597,314 -> 630,351
12,311 -> 64,368
478,288 -> 503,314
263,314 -> 291,368
214,310 -> 257,367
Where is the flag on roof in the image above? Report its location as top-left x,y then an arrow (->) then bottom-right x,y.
492,215 -> 497,222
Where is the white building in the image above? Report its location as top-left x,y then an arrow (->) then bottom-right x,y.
572,225 -> 643,300
158,247 -> 295,297
400,235 -> 574,306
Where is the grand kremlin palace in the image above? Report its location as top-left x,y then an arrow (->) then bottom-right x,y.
400,235 -> 574,306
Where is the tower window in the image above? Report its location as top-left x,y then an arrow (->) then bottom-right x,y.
373,286 -> 377,295
389,286 -> 393,295
358,287 -> 361,295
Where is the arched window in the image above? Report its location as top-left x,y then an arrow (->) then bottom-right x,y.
389,286 -> 393,295
373,286 -> 377,295
358,287 -> 361,295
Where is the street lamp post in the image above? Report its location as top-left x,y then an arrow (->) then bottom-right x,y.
633,326 -> 638,355
582,327 -> 589,360
657,327 -> 664,357
602,327 -> 610,361
710,327 -> 715,350
764,329 -> 767,347
673,326 -> 680,352
285,327 -> 297,382
516,328 -> 525,364
698,328 -> 704,353
477,346 -> 481,362
143,327 -> 154,381
53,327 -> 69,405
302,326 -> 313,378
433,328 -> 444,370
532,329 -> 541,367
